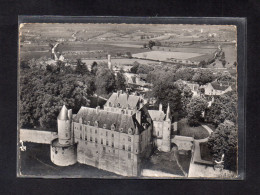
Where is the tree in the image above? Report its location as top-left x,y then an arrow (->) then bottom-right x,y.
91,61 -> 98,75
75,59 -> 89,75
198,60 -> 207,68
116,72 -> 126,91
205,91 -> 237,126
207,120 -> 237,171
174,80 -> 193,118
222,60 -> 227,67
130,62 -> 140,74
126,52 -> 132,58
186,96 -> 208,126
192,69 -> 214,85
175,67 -> 195,81
152,76 -> 182,116
148,40 -> 155,50
19,67 -> 93,129
95,68 -> 116,95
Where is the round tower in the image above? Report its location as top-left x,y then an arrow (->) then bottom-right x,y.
161,103 -> 171,152
50,105 -> 77,166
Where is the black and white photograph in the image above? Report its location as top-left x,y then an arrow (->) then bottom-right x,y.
18,22 -> 239,178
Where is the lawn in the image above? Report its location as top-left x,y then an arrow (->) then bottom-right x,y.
142,149 -> 191,176
177,118 -> 209,139
199,142 -> 213,162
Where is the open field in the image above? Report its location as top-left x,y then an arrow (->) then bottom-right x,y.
132,50 -> 205,62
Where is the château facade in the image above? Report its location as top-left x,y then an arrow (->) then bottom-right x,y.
50,91 -> 173,176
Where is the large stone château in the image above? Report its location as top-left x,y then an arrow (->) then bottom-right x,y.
50,91 -> 173,176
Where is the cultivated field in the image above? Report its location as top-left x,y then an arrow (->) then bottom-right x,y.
132,50 -> 205,62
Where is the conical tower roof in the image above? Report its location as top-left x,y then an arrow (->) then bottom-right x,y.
166,103 -> 171,120
58,105 -> 68,120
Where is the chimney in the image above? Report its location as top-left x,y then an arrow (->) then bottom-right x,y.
159,103 -> 163,111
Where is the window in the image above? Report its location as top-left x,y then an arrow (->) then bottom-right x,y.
85,135 -> 87,141
80,134 -> 82,139
112,142 -> 114,148
65,133 -> 68,137
90,129 -> 92,133
128,153 -> 131,159
87,121 -> 91,125
106,141 -> 109,146
157,131 -> 159,136
106,131 -> 108,136
112,133 -> 114,138
95,129 -> 97,134
103,147 -> 106,151
128,136 -> 131,142
90,137 -> 92,142
101,139 -> 103,144
95,138 -> 98,143
113,149 -> 115,154
122,145 -> 125,150
128,146 -> 131,152
103,124 -> 107,129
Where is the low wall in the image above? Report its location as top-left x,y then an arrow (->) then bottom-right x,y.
19,129 -> 58,144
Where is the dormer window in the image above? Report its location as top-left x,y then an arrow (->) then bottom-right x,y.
87,121 -> 91,125
94,121 -> 98,127
121,110 -> 125,114
111,124 -> 116,131
120,128 -> 124,133
117,103 -> 121,108
128,128 -> 133,135
79,117 -> 83,124
103,124 -> 107,129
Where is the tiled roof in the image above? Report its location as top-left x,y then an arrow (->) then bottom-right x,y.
148,110 -> 165,121
105,92 -> 141,109
73,107 -> 141,134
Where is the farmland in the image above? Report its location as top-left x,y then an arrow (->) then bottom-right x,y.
132,50 -> 207,62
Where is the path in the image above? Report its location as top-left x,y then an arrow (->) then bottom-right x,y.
191,124 -> 214,163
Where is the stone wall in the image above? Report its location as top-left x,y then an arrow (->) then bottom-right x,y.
19,129 -> 58,144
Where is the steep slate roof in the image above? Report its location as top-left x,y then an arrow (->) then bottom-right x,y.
105,92 -> 141,109
57,105 -> 68,120
73,107 -> 142,134
148,110 -> 165,121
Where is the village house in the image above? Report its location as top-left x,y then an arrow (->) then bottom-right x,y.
201,80 -> 234,96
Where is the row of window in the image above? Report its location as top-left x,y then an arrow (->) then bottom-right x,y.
102,147 -> 132,159
79,135 -> 132,152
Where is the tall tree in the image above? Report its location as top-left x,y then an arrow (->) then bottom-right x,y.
116,72 -> 126,91
95,68 -> 116,95
207,120 -> 237,171
186,96 -> 208,126
152,76 -> 182,116
91,61 -> 98,75
192,68 -> 214,85
75,59 -> 89,75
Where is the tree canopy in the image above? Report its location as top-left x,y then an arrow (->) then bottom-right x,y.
207,120 -> 237,171
186,96 -> 208,126
205,91 -> 237,126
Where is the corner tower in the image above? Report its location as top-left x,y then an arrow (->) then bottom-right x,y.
161,103 -> 171,152
50,105 -> 77,166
